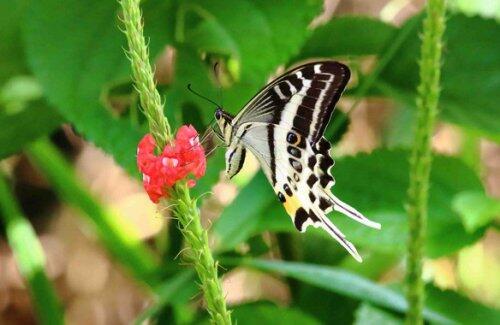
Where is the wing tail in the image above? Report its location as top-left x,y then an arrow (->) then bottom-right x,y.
313,137 -> 380,230
328,192 -> 381,229
309,206 -> 362,262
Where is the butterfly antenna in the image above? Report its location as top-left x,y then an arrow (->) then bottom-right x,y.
187,84 -> 221,109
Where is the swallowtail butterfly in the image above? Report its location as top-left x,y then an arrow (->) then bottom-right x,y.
214,61 -> 381,261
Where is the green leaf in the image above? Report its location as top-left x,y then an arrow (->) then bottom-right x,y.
224,258 -> 453,324
355,303 -> 402,325
231,302 -> 321,325
215,149 -> 485,257
295,279 -> 359,324
134,270 -> 196,325
313,150 -> 486,257
164,45 -> 215,126
252,0 -> 323,64
295,16 -> 398,60
0,0 -> 29,86
227,259 -> 500,324
184,17 -> 239,56
24,0 -> 175,175
425,285 -> 500,325
168,0 -> 322,120
0,101 -> 63,159
0,173 -> 64,325
452,190 -> 500,232
213,171 -> 274,251
25,139 -> 160,287
378,14 -> 500,141
196,0 -> 321,86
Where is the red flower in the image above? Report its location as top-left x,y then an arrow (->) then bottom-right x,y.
137,125 -> 206,203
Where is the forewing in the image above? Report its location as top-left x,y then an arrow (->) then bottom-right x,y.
234,61 -> 350,144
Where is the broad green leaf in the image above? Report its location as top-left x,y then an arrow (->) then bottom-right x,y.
184,18 -> 239,56
252,0 -> 323,64
0,0 -> 29,86
0,101 -> 62,159
213,171 -> 274,251
224,259 -> 453,324
167,0 -> 322,121
24,0 -> 175,175
333,150 -> 485,257
378,14 -> 500,141
425,285 -> 500,325
231,302 -> 321,325
228,259 -> 500,324
452,191 -> 500,232
194,0 -> 321,88
134,270 -> 196,325
215,149 -> 486,257
354,303 -> 402,325
25,139 -> 160,287
0,173 -> 64,325
295,16 -> 398,60
164,46 -> 215,127
295,276 -> 359,324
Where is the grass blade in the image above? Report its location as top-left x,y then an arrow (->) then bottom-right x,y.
0,173 -> 64,325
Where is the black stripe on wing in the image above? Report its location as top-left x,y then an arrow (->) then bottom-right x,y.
234,61 -> 350,144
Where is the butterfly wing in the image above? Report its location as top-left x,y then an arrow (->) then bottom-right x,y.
230,61 -> 380,261
237,123 -> 380,262
233,61 -> 350,144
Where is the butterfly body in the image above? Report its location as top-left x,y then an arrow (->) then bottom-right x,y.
214,61 -> 380,262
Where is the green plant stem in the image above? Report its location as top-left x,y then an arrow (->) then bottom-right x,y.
406,1 -> 446,324
0,173 -> 64,325
173,184 -> 231,324
120,0 -> 171,147
26,139 -> 160,287
119,1 -> 231,323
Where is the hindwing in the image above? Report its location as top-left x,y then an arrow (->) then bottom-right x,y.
237,123 -> 380,262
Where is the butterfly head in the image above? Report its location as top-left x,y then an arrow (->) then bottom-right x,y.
214,108 -> 234,144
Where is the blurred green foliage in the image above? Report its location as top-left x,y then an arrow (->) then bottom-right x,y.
0,173 -> 63,325
0,0 -> 499,324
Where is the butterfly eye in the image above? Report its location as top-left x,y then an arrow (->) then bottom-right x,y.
215,109 -> 222,120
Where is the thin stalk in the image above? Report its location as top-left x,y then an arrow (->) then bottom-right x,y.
405,1 -> 446,324
119,1 -> 231,323
0,173 -> 64,325
119,0 -> 171,147
172,184 -> 231,324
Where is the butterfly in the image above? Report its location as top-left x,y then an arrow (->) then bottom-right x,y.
213,61 -> 381,262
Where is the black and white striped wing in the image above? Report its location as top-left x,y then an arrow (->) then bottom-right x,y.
236,123 -> 380,262
233,61 -> 350,144
231,61 -> 380,262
